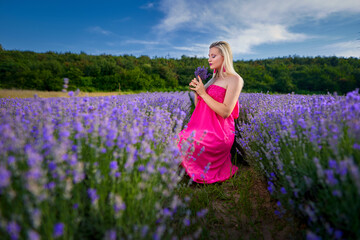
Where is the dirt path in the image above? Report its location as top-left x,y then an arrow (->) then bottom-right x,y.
186,165 -> 306,239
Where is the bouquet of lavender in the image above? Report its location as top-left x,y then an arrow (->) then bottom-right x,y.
188,67 -> 211,112
194,66 -> 211,82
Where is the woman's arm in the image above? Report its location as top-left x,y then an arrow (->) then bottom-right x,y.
195,75 -> 243,118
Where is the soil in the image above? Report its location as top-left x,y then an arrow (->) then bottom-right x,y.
188,165 -> 307,240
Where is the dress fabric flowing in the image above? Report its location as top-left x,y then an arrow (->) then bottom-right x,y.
178,84 -> 239,184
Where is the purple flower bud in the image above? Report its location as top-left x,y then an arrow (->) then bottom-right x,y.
325,169 -> 338,186
53,222 -> 64,238
334,230 -> 343,239
8,156 -> 16,165
183,218 -> 190,226
328,159 -> 337,169
87,188 -> 99,203
267,181 -> 274,194
45,181 -> 56,190
48,161 -> 57,171
104,229 -> 116,240
7,221 -> 20,240
28,230 -> 40,240
159,166 -> 167,175
0,166 -> 11,188
163,208 -> 171,216
353,143 -> 360,150
141,225 -> 149,238
109,161 -> 118,171
306,231 -> 322,240
194,66 -> 211,81
196,208 -> 208,218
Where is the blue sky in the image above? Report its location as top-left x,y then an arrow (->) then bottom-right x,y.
1,0 -> 360,60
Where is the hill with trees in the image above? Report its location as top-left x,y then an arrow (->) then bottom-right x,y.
0,48 -> 359,94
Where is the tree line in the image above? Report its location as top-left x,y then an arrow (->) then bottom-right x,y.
0,46 -> 359,94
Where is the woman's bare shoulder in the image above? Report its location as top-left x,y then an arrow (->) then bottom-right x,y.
227,74 -> 243,86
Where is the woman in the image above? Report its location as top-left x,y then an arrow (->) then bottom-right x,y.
178,41 -> 244,184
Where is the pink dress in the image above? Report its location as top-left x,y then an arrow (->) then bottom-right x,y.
178,84 -> 239,184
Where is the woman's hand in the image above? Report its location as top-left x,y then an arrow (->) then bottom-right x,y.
189,75 -> 206,97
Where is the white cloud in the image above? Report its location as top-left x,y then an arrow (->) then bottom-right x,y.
154,0 -> 360,54
173,43 -> 209,56
322,40 -> 360,58
155,0 -> 192,32
140,2 -> 155,9
87,26 -> 113,36
124,40 -> 160,45
106,40 -> 160,47
225,24 -> 309,54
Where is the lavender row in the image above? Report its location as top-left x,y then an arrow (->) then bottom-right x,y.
0,92 -> 204,240
237,89 -> 360,239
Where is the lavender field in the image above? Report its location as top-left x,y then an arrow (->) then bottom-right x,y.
0,92 -> 204,239
237,89 -> 360,239
0,89 -> 359,239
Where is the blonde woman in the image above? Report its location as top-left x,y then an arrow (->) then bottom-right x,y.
178,41 -> 244,184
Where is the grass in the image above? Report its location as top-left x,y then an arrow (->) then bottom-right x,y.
176,162 -> 306,240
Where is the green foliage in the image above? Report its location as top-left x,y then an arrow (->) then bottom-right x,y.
0,49 -> 359,94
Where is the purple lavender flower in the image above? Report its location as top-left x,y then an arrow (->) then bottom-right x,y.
267,181 -> 275,194
104,229 -> 117,240
141,225 -> 149,238
7,221 -> 20,240
159,166 -> 167,175
0,166 -> 11,188
334,230 -> 343,239
183,217 -> 190,226
324,169 -> 338,186
353,143 -> 360,150
138,165 -> 145,172
87,188 -> 99,203
163,208 -> 172,216
269,172 -> 276,181
194,66 -> 211,81
45,181 -> 56,190
53,222 -> 64,238
7,156 -> 16,165
109,161 -> 118,171
328,159 -> 337,169
196,208 -> 208,218
28,230 -> 40,240
306,231 -> 322,240
332,190 -> 342,197
114,202 -> 126,213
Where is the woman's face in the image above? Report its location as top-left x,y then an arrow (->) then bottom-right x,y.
208,47 -> 224,71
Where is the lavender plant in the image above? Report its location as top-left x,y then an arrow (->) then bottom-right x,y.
194,66 -> 211,82
187,66 -> 212,116
0,91 -> 205,239
236,90 -> 360,239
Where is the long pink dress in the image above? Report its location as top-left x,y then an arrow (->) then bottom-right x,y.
178,84 -> 239,184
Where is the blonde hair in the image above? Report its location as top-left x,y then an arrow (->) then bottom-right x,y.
205,41 -> 238,89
